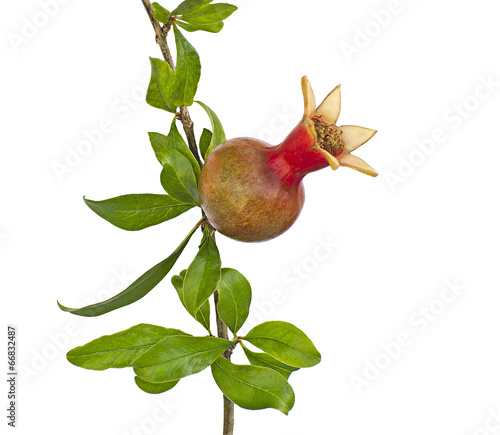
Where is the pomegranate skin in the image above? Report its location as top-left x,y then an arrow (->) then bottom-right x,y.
198,138 -> 305,242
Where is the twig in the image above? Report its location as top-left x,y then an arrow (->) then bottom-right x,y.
140,1 -> 233,433
214,290 -> 235,435
140,0 -> 203,167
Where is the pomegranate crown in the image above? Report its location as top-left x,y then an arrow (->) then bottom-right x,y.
301,76 -> 378,177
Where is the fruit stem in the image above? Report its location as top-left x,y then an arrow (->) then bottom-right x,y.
139,0 -> 203,167
214,290 -> 235,435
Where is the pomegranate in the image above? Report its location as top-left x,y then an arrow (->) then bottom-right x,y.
198,77 -> 378,242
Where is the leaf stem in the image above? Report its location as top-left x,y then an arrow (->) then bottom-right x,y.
214,290 -> 235,435
140,0 -> 203,167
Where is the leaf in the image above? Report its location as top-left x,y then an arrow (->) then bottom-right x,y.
171,0 -> 213,16
171,27 -> 201,107
153,120 -> 201,179
146,57 -> 176,113
84,194 -> 193,231
216,268 -> 251,334
57,222 -> 200,317
195,101 -> 226,158
134,335 -> 231,382
211,357 -> 295,414
66,324 -> 188,370
182,233 -> 221,316
172,270 -> 211,332
160,149 -> 200,206
152,2 -> 170,23
181,4 -> 237,25
134,376 -> 179,394
177,20 -> 224,33
149,132 -> 167,154
198,128 -> 212,159
241,344 -> 298,380
242,321 -> 321,368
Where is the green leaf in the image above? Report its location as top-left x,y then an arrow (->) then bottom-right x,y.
66,324 -> 188,370
57,221 -> 200,317
243,321 -> 321,368
153,120 -> 201,179
182,233 -> 221,316
149,132 -> 167,154
195,101 -> 226,158
198,128 -> 212,159
211,357 -> 295,414
160,149 -> 200,206
84,194 -> 193,231
172,0 -> 213,16
241,344 -> 298,380
152,2 -> 170,23
134,335 -> 231,382
181,4 -> 237,25
177,20 -> 224,33
134,376 -> 179,394
171,27 -> 201,107
172,270 -> 211,332
217,268 -> 251,334
146,57 -> 176,113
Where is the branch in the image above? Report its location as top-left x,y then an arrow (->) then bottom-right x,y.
140,0 -> 203,167
214,290 -> 235,435
140,3 -> 231,432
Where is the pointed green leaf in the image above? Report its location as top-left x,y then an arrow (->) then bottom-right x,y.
171,27 -> 201,107
153,120 -> 201,179
152,2 -> 170,23
146,57 -> 176,113
199,128 -> 212,159
243,321 -> 321,368
172,0 -> 213,16
84,194 -> 193,231
57,222 -> 200,317
149,132 -> 167,154
211,357 -> 295,414
177,20 -> 224,33
217,268 -> 251,334
160,149 -> 200,206
241,344 -> 298,380
182,233 -> 221,316
66,324 -> 188,370
134,376 -> 179,394
181,4 -> 237,25
172,270 -> 211,332
134,335 -> 231,382
195,101 -> 226,158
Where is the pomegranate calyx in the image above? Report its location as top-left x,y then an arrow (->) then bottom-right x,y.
300,76 -> 378,177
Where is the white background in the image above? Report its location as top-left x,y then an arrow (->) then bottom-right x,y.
2,0 -> 500,434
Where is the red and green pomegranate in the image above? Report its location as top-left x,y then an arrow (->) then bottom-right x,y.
198,76 -> 377,242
